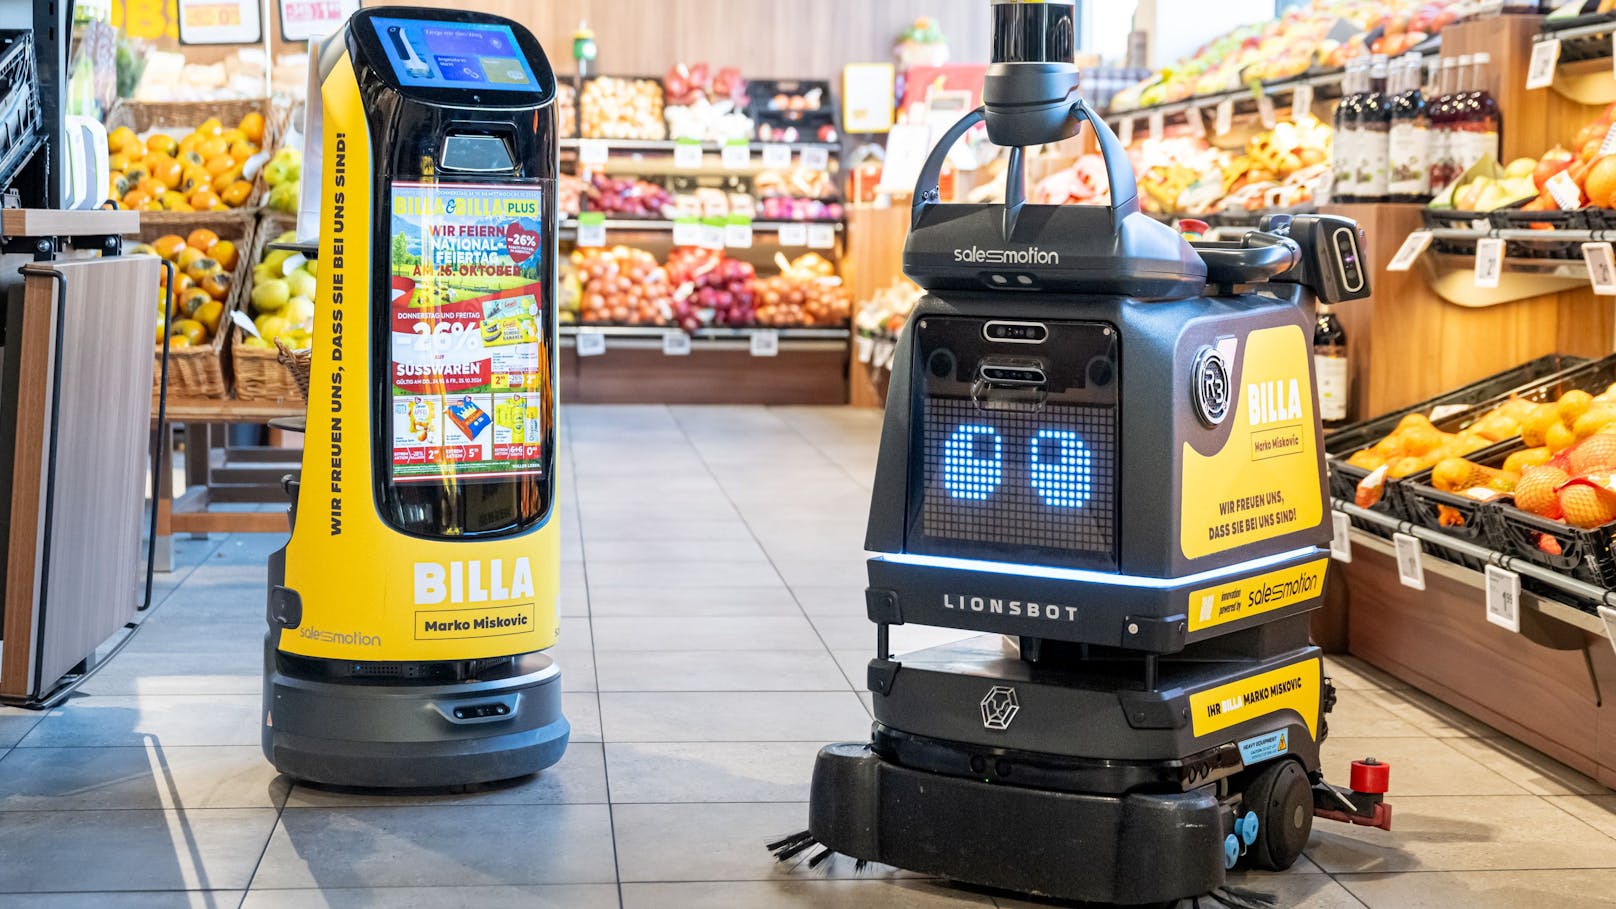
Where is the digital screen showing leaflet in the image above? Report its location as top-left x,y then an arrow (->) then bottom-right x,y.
370,17 -> 539,91
389,182 -> 550,484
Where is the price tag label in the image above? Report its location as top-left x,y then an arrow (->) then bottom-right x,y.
1527,38 -> 1561,90
1119,117 -> 1134,146
674,194 -> 702,218
579,139 -> 610,166
1588,242 -> 1616,294
700,216 -> 727,250
1429,404 -> 1469,421
575,213 -> 607,248
721,140 -> 751,169
873,338 -> 896,369
674,139 -> 705,169
800,146 -> 831,171
1387,230 -> 1433,272
1186,105 -> 1206,138
1257,93 -> 1277,128
1215,99 -> 1234,137
672,217 -> 702,247
1393,532 -> 1426,590
855,334 -> 875,364
750,329 -> 780,357
1547,169 -> 1583,210
1291,83 -> 1315,121
1474,236 -> 1505,289
808,223 -> 837,249
1601,122 -> 1616,158
762,143 -> 792,169
1599,606 -> 1616,656
1148,111 -> 1165,143
1485,565 -> 1522,633
663,330 -> 692,356
576,331 -> 606,357
725,215 -> 754,249
1331,511 -> 1353,563
778,222 -> 808,247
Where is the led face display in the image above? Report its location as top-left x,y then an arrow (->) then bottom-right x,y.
907,317 -> 1119,570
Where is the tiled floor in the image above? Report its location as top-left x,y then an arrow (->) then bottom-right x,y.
3,405 -> 1616,908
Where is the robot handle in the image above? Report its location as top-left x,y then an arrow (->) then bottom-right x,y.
910,98 -> 1140,233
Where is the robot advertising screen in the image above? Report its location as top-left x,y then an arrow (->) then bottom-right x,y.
387,181 -> 551,487
907,317 -> 1118,570
371,16 -> 540,91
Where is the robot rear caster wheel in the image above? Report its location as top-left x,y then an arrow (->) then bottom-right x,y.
1242,759 -> 1313,872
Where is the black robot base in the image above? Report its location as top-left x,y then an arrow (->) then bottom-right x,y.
262,640 -> 570,789
778,634 -> 1388,907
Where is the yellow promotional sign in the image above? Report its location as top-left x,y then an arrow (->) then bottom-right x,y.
1181,324 -> 1324,559
1186,558 -> 1329,633
1189,658 -> 1321,740
277,53 -> 560,663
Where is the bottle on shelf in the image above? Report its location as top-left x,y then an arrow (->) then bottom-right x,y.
1388,53 -> 1430,203
1428,56 -> 1462,196
1332,58 -> 1366,204
1314,302 -> 1350,428
1453,51 -> 1501,174
1357,54 -> 1392,203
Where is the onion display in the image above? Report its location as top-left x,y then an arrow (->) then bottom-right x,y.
581,77 -> 665,140
754,253 -> 851,327
572,246 -> 675,325
582,174 -> 674,218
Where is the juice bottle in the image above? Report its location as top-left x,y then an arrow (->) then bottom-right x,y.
1357,54 -> 1392,202
1388,54 -> 1430,202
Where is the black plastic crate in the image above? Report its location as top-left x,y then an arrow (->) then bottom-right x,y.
1395,441 -> 1522,571
1489,206 -> 1589,232
748,79 -> 838,143
1421,207 -> 1490,255
1488,500 -> 1616,591
0,30 -> 41,196
1325,354 -> 1593,532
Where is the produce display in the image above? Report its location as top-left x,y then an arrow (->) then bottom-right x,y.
138,228 -> 238,349
1033,155 -> 1112,206
754,167 -> 836,201
263,147 -> 302,215
107,111 -> 268,212
754,253 -> 852,327
244,231 -> 317,351
1436,156 -> 1540,213
581,174 -> 675,218
663,63 -> 753,142
581,77 -> 666,140
1110,0 -> 1464,112
558,83 -> 577,138
684,257 -> 758,331
570,246 -> 676,325
1508,102 -> 1616,216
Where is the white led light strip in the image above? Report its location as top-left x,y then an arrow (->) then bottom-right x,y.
873,546 -> 1322,591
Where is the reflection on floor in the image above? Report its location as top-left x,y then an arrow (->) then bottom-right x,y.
2,405 -> 1615,908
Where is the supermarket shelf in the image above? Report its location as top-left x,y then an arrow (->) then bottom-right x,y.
1104,67 -> 1352,128
561,324 -> 847,342
559,218 -> 844,233
560,138 -> 840,153
1538,16 -> 1616,105
1335,500 -> 1613,637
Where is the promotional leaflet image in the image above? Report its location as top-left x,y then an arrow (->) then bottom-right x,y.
389,181 -> 550,484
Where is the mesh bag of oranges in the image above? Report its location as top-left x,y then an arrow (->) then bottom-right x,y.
103,100 -> 274,215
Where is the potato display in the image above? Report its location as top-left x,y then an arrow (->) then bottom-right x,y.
581,77 -> 666,140
755,253 -> 851,327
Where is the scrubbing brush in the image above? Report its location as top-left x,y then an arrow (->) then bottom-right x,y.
767,831 -> 1277,908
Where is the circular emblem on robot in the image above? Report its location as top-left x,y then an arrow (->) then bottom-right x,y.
980,686 -> 1020,731
1191,346 -> 1231,427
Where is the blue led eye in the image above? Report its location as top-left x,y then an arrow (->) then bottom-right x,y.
1029,429 -> 1091,508
943,424 -> 1003,500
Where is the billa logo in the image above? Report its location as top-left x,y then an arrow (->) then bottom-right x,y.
505,221 -> 542,264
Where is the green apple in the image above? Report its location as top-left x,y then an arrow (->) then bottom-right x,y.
285,295 -> 315,328
286,269 -> 317,301
251,278 -> 290,314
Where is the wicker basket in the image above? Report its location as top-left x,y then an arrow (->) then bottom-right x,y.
143,211 -> 256,400
104,98 -> 281,212
232,212 -> 307,402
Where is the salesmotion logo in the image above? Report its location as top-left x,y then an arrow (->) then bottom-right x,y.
952,245 -> 1061,265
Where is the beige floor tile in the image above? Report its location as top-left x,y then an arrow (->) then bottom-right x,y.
1338,868 -> 1616,909
1358,688 -> 1501,739
1324,655 -> 1410,691
1544,793 -> 1616,839
1307,795 -> 1616,873
1445,735 -> 1605,796
1320,737 -> 1527,797
622,880 -> 990,908
1322,690 -> 1427,738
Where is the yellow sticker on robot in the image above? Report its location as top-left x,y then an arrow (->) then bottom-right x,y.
1189,658 -> 1320,740
1186,558 -> 1329,632
1181,324 -> 1325,559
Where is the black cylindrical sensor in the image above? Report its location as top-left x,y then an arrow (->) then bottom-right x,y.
990,0 -> 1076,65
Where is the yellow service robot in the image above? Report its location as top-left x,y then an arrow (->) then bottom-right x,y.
262,7 -> 567,787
